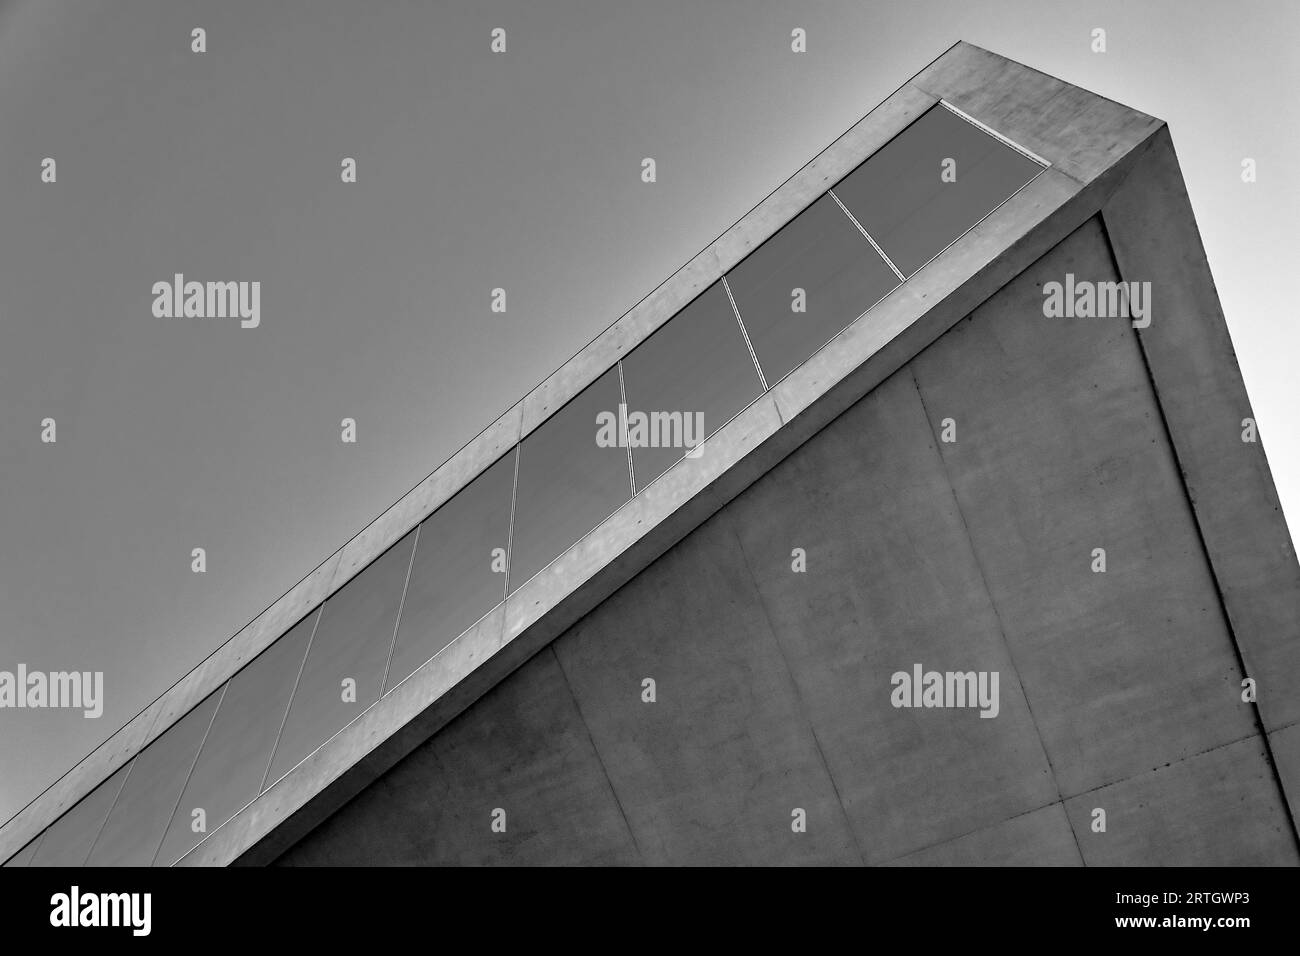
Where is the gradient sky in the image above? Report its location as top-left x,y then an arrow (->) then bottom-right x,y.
2,0 -> 1296,824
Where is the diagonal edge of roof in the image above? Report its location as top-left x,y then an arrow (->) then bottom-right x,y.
1,40 -> 1164,863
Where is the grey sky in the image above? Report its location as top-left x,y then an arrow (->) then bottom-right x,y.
1,0 -> 1296,823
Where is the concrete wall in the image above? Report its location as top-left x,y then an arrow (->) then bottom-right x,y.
269,216 -> 1298,866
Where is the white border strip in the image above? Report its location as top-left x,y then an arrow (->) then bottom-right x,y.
939,98 -> 1052,168
722,276 -> 769,392
827,189 -> 908,281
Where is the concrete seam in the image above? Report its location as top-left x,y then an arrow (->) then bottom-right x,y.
546,644 -> 646,865
1096,210 -> 1300,855
723,511 -> 869,865
1064,729 -> 1266,802
887,730 -> 1293,865
875,798 -> 1068,866
907,366 -> 1086,867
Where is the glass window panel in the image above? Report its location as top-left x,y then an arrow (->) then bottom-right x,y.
385,451 -> 516,692
620,281 -> 764,491
28,762 -> 130,866
831,104 -> 1042,276
3,835 -> 42,867
508,367 -> 630,592
725,195 -> 900,385
84,689 -> 222,866
153,610 -> 317,865
266,530 -> 416,785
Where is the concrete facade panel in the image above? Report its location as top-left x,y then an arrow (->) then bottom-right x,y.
725,371 -> 1058,863
278,648 -> 640,866
1063,736 -> 1297,866
911,42 -> 1162,186
1103,129 -> 1300,733
911,216 -> 1257,797
552,515 -> 862,866
1268,722 -> 1300,827
884,802 -> 1081,866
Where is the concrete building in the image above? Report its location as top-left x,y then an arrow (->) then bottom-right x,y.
4,42 -> 1298,867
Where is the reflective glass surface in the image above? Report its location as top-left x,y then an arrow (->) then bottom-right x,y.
154,610 -> 317,865
2,837 -> 41,868
84,689 -> 222,866
508,367 -> 631,592
725,195 -> 900,385
620,281 -> 763,490
29,763 -> 131,867
831,104 -> 1042,276
3,837 -> 41,867
385,451 -> 516,691
265,531 -> 416,785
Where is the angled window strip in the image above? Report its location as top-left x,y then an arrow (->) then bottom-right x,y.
264,530 -> 417,789
620,280 -> 764,493
508,366 -> 632,593
831,102 -> 1046,277
27,763 -> 130,867
726,193 -> 902,387
83,690 -> 222,867
154,612 -> 316,866
384,450 -> 517,695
